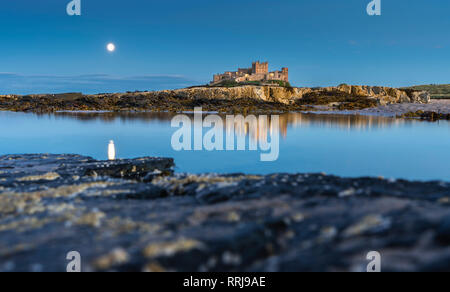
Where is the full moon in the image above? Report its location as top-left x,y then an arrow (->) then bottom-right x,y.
107,43 -> 116,52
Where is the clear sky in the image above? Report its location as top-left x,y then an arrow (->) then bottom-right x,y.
1,0 -> 450,94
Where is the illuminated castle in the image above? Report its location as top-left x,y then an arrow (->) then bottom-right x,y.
212,61 -> 289,85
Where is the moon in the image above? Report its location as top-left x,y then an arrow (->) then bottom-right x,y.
107,43 -> 116,52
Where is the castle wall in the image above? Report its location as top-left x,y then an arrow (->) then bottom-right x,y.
212,62 -> 288,85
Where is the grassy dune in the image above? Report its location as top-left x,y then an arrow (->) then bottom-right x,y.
403,84 -> 450,99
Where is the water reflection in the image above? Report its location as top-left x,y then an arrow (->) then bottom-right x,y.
48,111 -> 421,143
108,140 -> 116,160
2,111 -> 449,180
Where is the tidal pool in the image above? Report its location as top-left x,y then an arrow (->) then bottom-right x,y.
0,111 -> 449,181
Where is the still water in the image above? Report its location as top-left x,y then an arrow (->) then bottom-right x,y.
0,111 -> 449,181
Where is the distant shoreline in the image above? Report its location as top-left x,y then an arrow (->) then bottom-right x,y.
1,84 -> 449,120
402,84 -> 450,100
305,100 -> 450,119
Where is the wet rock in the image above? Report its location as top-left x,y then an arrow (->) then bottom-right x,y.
0,154 -> 173,182
0,154 -> 450,272
81,157 -> 174,181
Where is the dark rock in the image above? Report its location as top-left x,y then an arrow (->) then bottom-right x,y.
0,154 -> 450,272
436,215 -> 450,245
400,110 -> 450,121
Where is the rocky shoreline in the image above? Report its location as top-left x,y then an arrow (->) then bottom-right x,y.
399,110 -> 450,121
0,85 -> 431,114
1,154 -> 449,272
306,100 -> 450,121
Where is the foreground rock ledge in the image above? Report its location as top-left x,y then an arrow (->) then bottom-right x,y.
0,154 -> 449,272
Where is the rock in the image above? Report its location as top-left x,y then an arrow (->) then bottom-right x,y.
407,91 -> 431,104
0,85 -> 430,114
343,215 -> 391,237
151,85 -> 430,107
0,154 -> 174,181
400,111 -> 450,121
436,215 -> 450,245
1,154 -> 450,272
92,248 -> 130,270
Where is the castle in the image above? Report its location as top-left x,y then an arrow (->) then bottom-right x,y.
211,61 -> 289,85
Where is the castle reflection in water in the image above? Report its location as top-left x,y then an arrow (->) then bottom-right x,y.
49,111 -> 416,144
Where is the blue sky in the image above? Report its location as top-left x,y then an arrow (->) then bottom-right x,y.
1,0 -> 449,94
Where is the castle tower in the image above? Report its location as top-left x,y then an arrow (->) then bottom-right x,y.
252,61 -> 269,74
281,67 -> 289,82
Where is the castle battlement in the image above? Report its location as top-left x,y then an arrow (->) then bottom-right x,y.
212,61 -> 289,85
